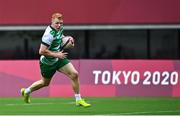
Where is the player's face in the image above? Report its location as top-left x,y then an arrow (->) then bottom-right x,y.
52,18 -> 63,31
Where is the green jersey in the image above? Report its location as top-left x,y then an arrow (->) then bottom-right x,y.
40,25 -> 64,65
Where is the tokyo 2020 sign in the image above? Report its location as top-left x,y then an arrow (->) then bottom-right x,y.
0,60 -> 179,97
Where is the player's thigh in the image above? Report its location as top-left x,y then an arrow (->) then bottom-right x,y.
40,61 -> 56,79
57,62 -> 78,78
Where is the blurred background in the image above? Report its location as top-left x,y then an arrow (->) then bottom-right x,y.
0,0 -> 180,60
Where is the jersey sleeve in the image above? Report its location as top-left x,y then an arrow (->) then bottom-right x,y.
41,34 -> 53,47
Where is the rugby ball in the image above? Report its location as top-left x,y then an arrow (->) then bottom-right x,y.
61,36 -> 74,49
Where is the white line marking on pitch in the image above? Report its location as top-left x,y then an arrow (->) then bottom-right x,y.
3,102 -> 74,106
4,102 -> 55,106
118,110 -> 180,115
91,110 -> 180,115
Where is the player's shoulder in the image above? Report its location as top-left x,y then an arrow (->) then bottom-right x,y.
43,26 -> 54,38
44,26 -> 53,34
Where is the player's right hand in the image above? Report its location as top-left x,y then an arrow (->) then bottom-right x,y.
56,50 -> 68,59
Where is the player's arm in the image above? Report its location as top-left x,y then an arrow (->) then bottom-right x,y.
39,43 -> 68,59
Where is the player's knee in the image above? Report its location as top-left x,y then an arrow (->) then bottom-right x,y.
70,71 -> 79,80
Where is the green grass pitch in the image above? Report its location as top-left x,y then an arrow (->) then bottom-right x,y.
0,97 -> 180,115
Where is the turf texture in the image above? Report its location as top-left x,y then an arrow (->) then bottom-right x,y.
0,97 -> 180,115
